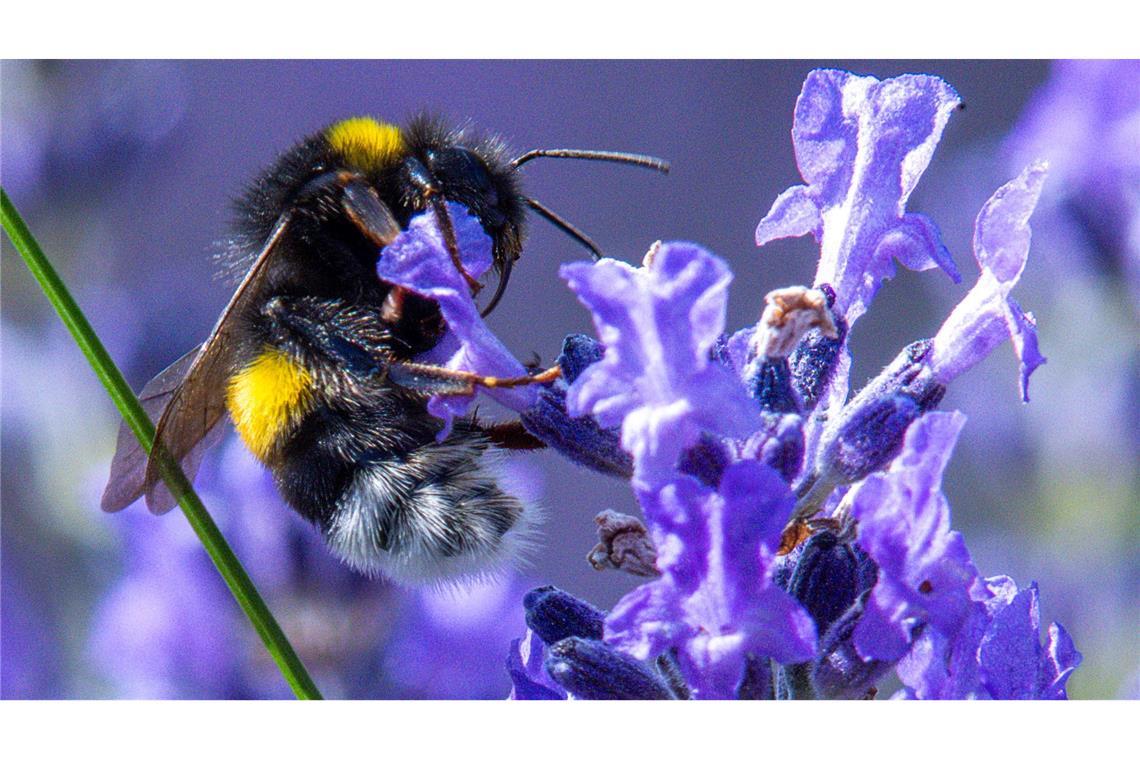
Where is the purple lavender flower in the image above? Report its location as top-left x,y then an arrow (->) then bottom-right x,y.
1005,60 -> 1140,287
755,69 -> 962,327
848,412 -> 984,663
507,630 -> 567,700
976,577 -> 1081,700
839,413 -> 1082,700
1,560 -> 64,698
88,508 -> 248,698
605,463 -> 817,699
91,436 -> 536,698
560,242 -> 762,487
797,164 -> 1048,515
381,574 -> 532,699
897,575 -> 1082,700
928,162 -> 1048,402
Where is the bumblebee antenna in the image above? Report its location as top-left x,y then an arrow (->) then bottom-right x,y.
480,150 -> 669,317
523,196 -> 604,261
511,149 -> 670,174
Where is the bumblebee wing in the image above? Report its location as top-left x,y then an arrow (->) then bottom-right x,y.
140,212 -> 295,514
101,346 -> 201,512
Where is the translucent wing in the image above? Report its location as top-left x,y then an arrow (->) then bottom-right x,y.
137,177 -> 401,514
101,346 -> 202,512
138,212 -> 295,514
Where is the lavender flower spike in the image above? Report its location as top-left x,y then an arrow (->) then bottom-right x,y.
756,70 -> 962,326
561,242 -> 762,487
375,201 -> 537,437
929,162 -> 1049,402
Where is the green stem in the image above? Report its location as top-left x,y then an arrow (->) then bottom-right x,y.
1,187 -> 322,700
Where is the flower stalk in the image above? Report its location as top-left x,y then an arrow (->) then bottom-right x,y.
1,187 -> 322,700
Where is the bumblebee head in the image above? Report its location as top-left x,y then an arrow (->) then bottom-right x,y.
316,115 -> 669,316
398,116 -> 527,271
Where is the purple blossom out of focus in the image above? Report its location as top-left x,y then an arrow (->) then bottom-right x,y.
1003,60 -> 1140,456
1005,60 -> 1140,302
498,69 -> 1083,699
88,436 -> 533,698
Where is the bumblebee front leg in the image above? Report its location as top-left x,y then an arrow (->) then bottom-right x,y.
262,295 -> 561,389
261,295 -> 398,381
386,360 -> 563,397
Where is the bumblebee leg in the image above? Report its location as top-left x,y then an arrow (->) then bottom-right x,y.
430,194 -> 483,294
295,170 -> 402,246
400,155 -> 482,294
341,178 -> 401,248
388,361 -> 563,396
262,296 -> 398,379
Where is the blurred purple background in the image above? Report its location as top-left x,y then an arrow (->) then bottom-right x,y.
2,60 -> 1136,699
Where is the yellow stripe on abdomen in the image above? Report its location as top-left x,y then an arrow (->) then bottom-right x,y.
226,348 -> 313,460
326,117 -> 405,173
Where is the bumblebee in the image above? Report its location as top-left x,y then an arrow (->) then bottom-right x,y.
101,115 -> 667,583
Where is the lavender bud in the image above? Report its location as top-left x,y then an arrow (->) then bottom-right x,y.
545,637 -> 674,700
776,529 -> 865,701
772,548 -> 798,593
738,413 -> 805,483
735,654 -> 775,700
787,532 -> 861,639
558,333 -> 605,383
521,333 -> 634,478
654,650 -> 693,699
811,592 -> 907,700
521,385 -> 633,478
677,433 -> 732,488
824,393 -> 922,483
777,664 -> 816,700
809,340 -> 946,497
746,356 -> 803,414
788,285 -> 848,411
523,586 -> 605,644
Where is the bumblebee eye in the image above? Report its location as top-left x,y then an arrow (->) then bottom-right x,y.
429,148 -> 502,220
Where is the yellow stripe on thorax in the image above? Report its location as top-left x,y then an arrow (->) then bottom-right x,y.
326,117 -> 405,172
226,348 -> 313,460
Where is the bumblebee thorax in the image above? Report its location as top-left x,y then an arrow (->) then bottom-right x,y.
325,117 -> 407,174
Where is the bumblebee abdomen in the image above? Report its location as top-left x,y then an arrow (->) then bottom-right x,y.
322,429 -> 538,584
225,347 -> 314,461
